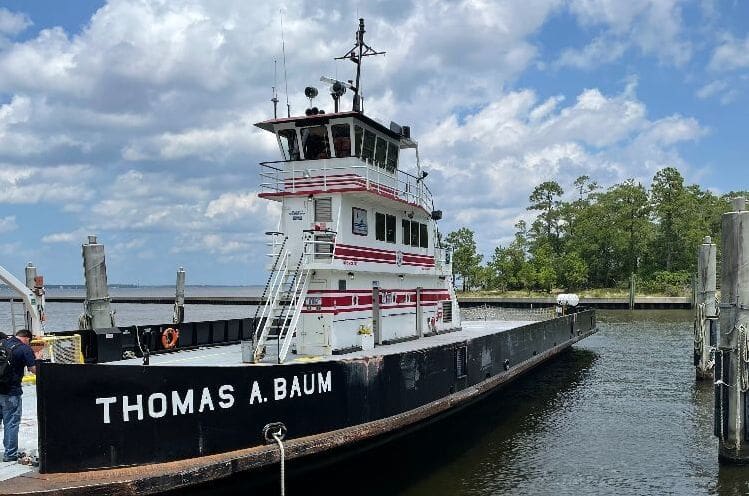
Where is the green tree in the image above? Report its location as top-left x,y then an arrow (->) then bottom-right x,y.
488,243 -> 526,291
558,251 -> 588,291
650,167 -> 687,272
527,181 -> 564,253
530,243 -> 557,293
445,227 -> 483,291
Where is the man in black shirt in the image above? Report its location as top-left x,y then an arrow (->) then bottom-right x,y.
0,329 -> 37,462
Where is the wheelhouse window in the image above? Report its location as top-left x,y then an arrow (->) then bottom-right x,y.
362,129 -> 376,163
354,125 -> 363,157
301,125 -> 330,160
331,123 -> 351,157
278,129 -> 300,161
352,207 -> 368,236
375,137 -> 387,168
375,213 -> 395,243
386,142 -> 398,173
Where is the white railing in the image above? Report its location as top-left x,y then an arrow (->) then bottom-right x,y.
259,158 -> 434,213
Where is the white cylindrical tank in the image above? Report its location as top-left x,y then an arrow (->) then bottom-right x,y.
556,293 -> 579,307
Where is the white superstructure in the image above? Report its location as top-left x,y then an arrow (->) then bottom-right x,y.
251,110 -> 459,361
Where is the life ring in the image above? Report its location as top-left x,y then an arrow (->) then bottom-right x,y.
161,327 -> 179,349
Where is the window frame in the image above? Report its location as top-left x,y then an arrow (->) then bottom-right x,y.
352,207 -> 368,236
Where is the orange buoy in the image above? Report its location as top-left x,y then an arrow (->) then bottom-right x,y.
161,327 -> 179,349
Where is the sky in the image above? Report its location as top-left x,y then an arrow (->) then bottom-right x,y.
0,0 -> 748,285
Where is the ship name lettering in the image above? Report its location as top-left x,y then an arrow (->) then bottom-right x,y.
95,385 -> 236,424
273,371 -> 332,401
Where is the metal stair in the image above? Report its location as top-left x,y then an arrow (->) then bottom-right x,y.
252,241 -> 311,363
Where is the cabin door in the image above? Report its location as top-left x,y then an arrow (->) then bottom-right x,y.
298,280 -> 330,355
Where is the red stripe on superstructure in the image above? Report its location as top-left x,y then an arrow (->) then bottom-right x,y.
333,244 -> 435,267
258,187 -> 430,213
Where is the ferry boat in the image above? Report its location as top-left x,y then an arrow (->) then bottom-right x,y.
0,19 -> 597,495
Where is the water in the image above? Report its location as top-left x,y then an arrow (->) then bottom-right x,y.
3,295 -> 748,495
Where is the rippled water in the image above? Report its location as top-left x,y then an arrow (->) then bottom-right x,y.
181,310 -> 749,496
3,297 -> 746,495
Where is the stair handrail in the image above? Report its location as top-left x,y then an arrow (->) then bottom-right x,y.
252,232 -> 287,324
278,267 -> 311,362
252,247 -> 291,362
276,239 -> 312,363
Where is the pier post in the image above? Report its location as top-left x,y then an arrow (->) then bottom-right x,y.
716,198 -> 749,463
25,263 -> 37,291
80,235 -> 115,330
173,266 -> 186,324
629,273 -> 636,310
695,236 -> 717,380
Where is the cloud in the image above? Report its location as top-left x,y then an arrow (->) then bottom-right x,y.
0,215 -> 17,233
0,164 -> 94,204
417,81 -> 704,253
709,34 -> 749,72
564,0 -> 692,67
41,228 -> 90,244
0,8 -> 31,37
0,0 -> 711,281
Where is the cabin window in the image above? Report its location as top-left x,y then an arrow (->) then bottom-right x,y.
278,129 -> 300,161
301,125 -> 330,160
402,219 -> 411,245
362,130 -> 376,163
375,213 -> 396,243
338,279 -> 346,291
332,123 -> 351,157
386,214 -> 396,243
314,198 -> 332,222
410,220 -> 419,246
386,143 -> 398,172
376,213 -> 386,241
375,137 -> 387,168
354,125 -> 363,157
420,223 -> 429,248
352,207 -> 368,236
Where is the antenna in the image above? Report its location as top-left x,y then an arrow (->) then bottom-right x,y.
271,58 -> 279,118
335,18 -> 385,112
280,10 -> 290,118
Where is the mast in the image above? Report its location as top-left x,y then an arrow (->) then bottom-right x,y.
335,18 -> 385,112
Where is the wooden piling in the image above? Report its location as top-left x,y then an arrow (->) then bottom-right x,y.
695,236 -> 716,380
81,235 -> 114,329
629,273 -> 636,310
716,198 -> 749,463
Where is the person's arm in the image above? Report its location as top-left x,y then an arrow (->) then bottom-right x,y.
23,346 -> 37,375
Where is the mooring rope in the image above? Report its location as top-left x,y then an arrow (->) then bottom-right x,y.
272,428 -> 286,496
738,324 -> 749,393
694,303 -> 706,347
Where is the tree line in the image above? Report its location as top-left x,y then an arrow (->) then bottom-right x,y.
445,167 -> 747,295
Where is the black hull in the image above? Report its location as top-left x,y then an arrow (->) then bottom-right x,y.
2,310 -> 596,495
